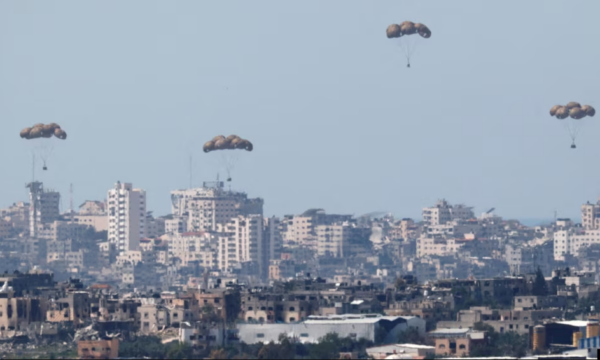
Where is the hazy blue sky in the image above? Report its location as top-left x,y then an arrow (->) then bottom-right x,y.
1,1 -> 599,220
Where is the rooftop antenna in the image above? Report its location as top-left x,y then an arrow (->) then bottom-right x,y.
32,153 -> 35,182
554,209 -> 557,222
70,183 -> 74,224
189,154 -> 193,189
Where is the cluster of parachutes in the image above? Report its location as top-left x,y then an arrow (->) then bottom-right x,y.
549,102 -> 595,148
203,135 -> 253,153
386,21 -> 431,67
20,123 -> 67,140
386,21 -> 431,39
550,102 -> 595,120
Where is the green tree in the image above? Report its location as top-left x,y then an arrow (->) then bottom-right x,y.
209,348 -> 229,359
165,342 -> 194,359
394,277 -> 407,291
532,267 -> 549,296
309,333 -> 343,359
470,322 -> 528,357
225,289 -> 242,324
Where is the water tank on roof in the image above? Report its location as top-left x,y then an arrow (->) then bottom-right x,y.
533,325 -> 546,352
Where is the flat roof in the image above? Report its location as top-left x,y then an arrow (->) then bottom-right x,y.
555,320 -> 590,327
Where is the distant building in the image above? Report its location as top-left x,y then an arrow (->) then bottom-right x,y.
216,215 -> 265,275
27,181 -> 60,237
160,232 -> 217,268
77,338 -> 119,359
170,181 -> 263,232
428,328 -> 485,357
554,229 -> 600,261
0,201 -> 30,232
73,200 -> 108,232
582,198 -> 600,230
237,314 -> 425,345
107,182 -> 146,252
422,200 -> 474,226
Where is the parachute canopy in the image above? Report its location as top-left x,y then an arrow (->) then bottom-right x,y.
550,102 -> 595,148
203,135 -> 253,153
20,123 -> 67,140
550,103 -> 595,121
386,21 -> 431,39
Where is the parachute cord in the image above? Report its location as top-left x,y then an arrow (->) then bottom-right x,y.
563,121 -> 576,143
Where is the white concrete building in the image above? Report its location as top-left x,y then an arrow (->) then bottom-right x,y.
36,220 -> 89,242
161,231 -> 217,267
553,229 -> 600,261
416,235 -> 464,258
264,217 -> 282,266
582,198 -> 600,230
316,224 -> 351,258
422,200 -> 474,226
165,217 -> 188,235
237,314 -> 425,345
170,181 -> 263,232
107,182 -> 146,252
216,215 -> 265,274
27,181 -> 60,237
78,200 -> 106,215
0,202 -> 30,232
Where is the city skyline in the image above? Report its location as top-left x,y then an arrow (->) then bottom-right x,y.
2,0 -> 599,220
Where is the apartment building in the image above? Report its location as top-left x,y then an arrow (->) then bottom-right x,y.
422,200 -> 474,226
107,182 -> 146,252
0,219 -> 12,239
71,201 -> 108,232
316,223 -> 369,258
553,229 -> 600,261
36,220 -> 89,242
161,232 -> 217,267
416,235 -> 464,258
165,216 -> 188,235
216,215 -> 265,274
582,198 -> 600,230
281,210 -> 353,248
263,217 -> 282,272
170,181 -> 263,232
0,202 -> 30,232
27,182 -> 60,237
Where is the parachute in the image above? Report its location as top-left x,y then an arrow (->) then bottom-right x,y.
203,135 -> 253,181
386,21 -> 431,67
20,123 -> 67,170
550,103 -> 595,148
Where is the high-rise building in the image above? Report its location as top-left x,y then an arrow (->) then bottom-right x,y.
216,215 -> 264,274
581,198 -> 600,230
27,182 -> 60,237
107,182 -> 146,252
170,181 -> 263,232
422,200 -> 474,226
263,217 -> 282,277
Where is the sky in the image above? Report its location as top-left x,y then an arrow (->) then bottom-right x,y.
1,1 -> 599,221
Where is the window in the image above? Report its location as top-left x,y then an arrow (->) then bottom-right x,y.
300,333 -> 309,337
459,344 -> 466,349
256,333 -> 265,338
